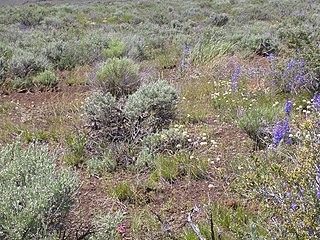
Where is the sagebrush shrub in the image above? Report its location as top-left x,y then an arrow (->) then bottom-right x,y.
96,58 -> 140,97
125,80 -> 178,128
0,142 -> 78,240
84,80 -> 178,163
89,212 -> 123,240
0,45 -> 11,84
43,39 -> 98,71
83,91 -> 128,143
8,49 -> 49,78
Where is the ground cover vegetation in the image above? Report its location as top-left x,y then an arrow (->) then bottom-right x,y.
0,0 -> 319,239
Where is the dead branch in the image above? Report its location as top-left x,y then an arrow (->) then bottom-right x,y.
188,207 -> 206,240
151,210 -> 178,240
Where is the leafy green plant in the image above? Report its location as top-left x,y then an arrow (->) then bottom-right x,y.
32,70 -> 59,90
103,39 -> 126,58
0,141 -> 78,239
96,57 -> 140,97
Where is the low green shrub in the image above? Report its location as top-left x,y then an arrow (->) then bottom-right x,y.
96,57 -> 140,97
0,142 -> 78,239
32,70 -> 59,90
141,128 -> 187,154
208,14 -> 229,27
103,39 -> 126,58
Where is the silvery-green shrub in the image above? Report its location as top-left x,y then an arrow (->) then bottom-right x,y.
83,91 -> 129,143
125,80 -> 178,129
0,142 -> 78,240
141,128 -> 187,154
8,49 -> 49,78
96,57 -> 140,98
89,212 -> 123,240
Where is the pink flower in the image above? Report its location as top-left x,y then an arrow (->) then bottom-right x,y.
116,226 -> 126,234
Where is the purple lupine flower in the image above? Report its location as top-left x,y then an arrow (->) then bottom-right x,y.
285,100 -> 293,117
230,65 -> 241,91
267,53 -> 276,61
312,94 -> 320,110
184,45 -> 191,55
288,59 -> 297,70
273,119 -> 290,145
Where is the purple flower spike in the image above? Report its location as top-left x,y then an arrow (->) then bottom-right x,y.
285,100 -> 293,117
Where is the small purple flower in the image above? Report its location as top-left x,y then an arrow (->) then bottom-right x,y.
116,226 -> 126,234
230,65 -> 241,91
312,94 -> 320,110
184,45 -> 191,55
317,190 -> 320,197
291,203 -> 297,211
267,53 -> 276,61
285,192 -> 292,197
288,59 -> 297,70
284,100 -> 293,117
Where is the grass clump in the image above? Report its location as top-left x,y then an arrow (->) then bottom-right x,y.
0,141 -> 78,240
86,151 -> 117,176
110,181 -> 135,203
